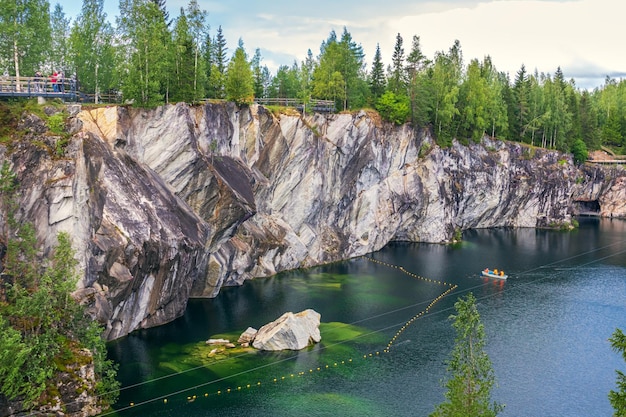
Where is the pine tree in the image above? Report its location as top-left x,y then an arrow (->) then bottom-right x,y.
370,43 -> 386,102
251,48 -> 264,98
215,25 -> 228,74
298,48 -> 315,105
312,28 -> 365,110
208,25 -> 228,99
151,0 -> 170,26
430,42 -> 462,143
512,64 -> 530,141
405,35 -> 432,126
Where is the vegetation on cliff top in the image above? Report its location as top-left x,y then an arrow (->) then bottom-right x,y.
1,0 -> 625,158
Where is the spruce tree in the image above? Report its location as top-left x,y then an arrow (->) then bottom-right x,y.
215,25 -> 228,74
388,32 -> 406,95
370,43 -> 386,102
430,293 -> 504,417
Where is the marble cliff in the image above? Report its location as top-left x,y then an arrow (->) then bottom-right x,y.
5,102 -> 625,340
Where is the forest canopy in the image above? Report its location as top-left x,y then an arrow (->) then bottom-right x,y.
1,0 -> 625,156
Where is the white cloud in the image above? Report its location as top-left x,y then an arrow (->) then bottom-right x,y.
66,0 -> 624,89
220,0 -> 624,88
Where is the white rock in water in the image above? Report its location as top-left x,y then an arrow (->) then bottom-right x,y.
238,327 -> 258,344
206,338 -> 230,345
252,309 -> 321,351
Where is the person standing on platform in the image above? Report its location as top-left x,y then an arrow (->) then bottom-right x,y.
51,71 -> 58,92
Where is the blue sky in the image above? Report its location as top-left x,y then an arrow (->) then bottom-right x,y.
62,0 -> 625,89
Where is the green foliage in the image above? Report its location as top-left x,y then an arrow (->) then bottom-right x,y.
570,138 -> 588,164
0,230 -> 120,409
0,0 -> 51,78
68,0 -> 115,99
609,328 -> 626,417
430,293 -> 503,417
117,0 -> 170,106
311,28 -> 365,111
225,40 -> 254,105
0,164 -> 118,410
46,112 -> 66,135
376,90 -> 410,125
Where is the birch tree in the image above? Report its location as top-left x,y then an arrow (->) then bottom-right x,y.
0,0 -> 51,88
69,0 -> 114,101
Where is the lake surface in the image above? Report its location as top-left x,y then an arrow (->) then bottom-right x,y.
106,218 -> 626,417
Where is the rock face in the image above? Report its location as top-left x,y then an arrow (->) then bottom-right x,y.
252,309 -> 321,351
3,102 -> 625,340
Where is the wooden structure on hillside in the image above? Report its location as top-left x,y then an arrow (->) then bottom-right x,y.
254,97 -> 336,113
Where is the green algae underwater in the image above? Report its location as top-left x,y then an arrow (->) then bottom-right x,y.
106,219 -> 626,416
106,263 -> 425,417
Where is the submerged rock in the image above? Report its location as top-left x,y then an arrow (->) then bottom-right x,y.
252,309 -> 321,351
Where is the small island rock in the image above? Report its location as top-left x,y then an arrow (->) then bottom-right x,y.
252,309 -> 321,351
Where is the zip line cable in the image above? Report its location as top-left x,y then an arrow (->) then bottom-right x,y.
32,234 -> 626,415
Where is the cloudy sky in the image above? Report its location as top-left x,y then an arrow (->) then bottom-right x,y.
65,0 -> 625,89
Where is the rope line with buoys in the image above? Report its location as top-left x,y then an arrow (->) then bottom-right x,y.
48,240 -> 626,416
94,257 -> 458,416
69,240 -> 626,413
361,256 -> 458,352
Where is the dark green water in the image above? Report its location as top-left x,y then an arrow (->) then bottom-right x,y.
106,218 -> 626,417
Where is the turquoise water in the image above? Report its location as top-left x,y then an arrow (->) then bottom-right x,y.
106,218 -> 626,416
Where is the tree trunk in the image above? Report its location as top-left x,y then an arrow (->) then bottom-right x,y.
95,64 -> 99,104
13,34 -> 21,92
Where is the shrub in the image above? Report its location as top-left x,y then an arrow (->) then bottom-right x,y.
376,91 -> 410,125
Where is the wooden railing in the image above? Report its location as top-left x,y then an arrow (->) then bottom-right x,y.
0,75 -> 121,103
254,97 -> 336,113
0,75 -> 78,98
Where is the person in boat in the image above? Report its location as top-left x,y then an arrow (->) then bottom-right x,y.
500,271 -> 504,276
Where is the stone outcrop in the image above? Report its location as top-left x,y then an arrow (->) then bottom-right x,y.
0,348 -> 100,417
252,309 -> 321,351
238,327 -> 258,344
3,102 -> 625,342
